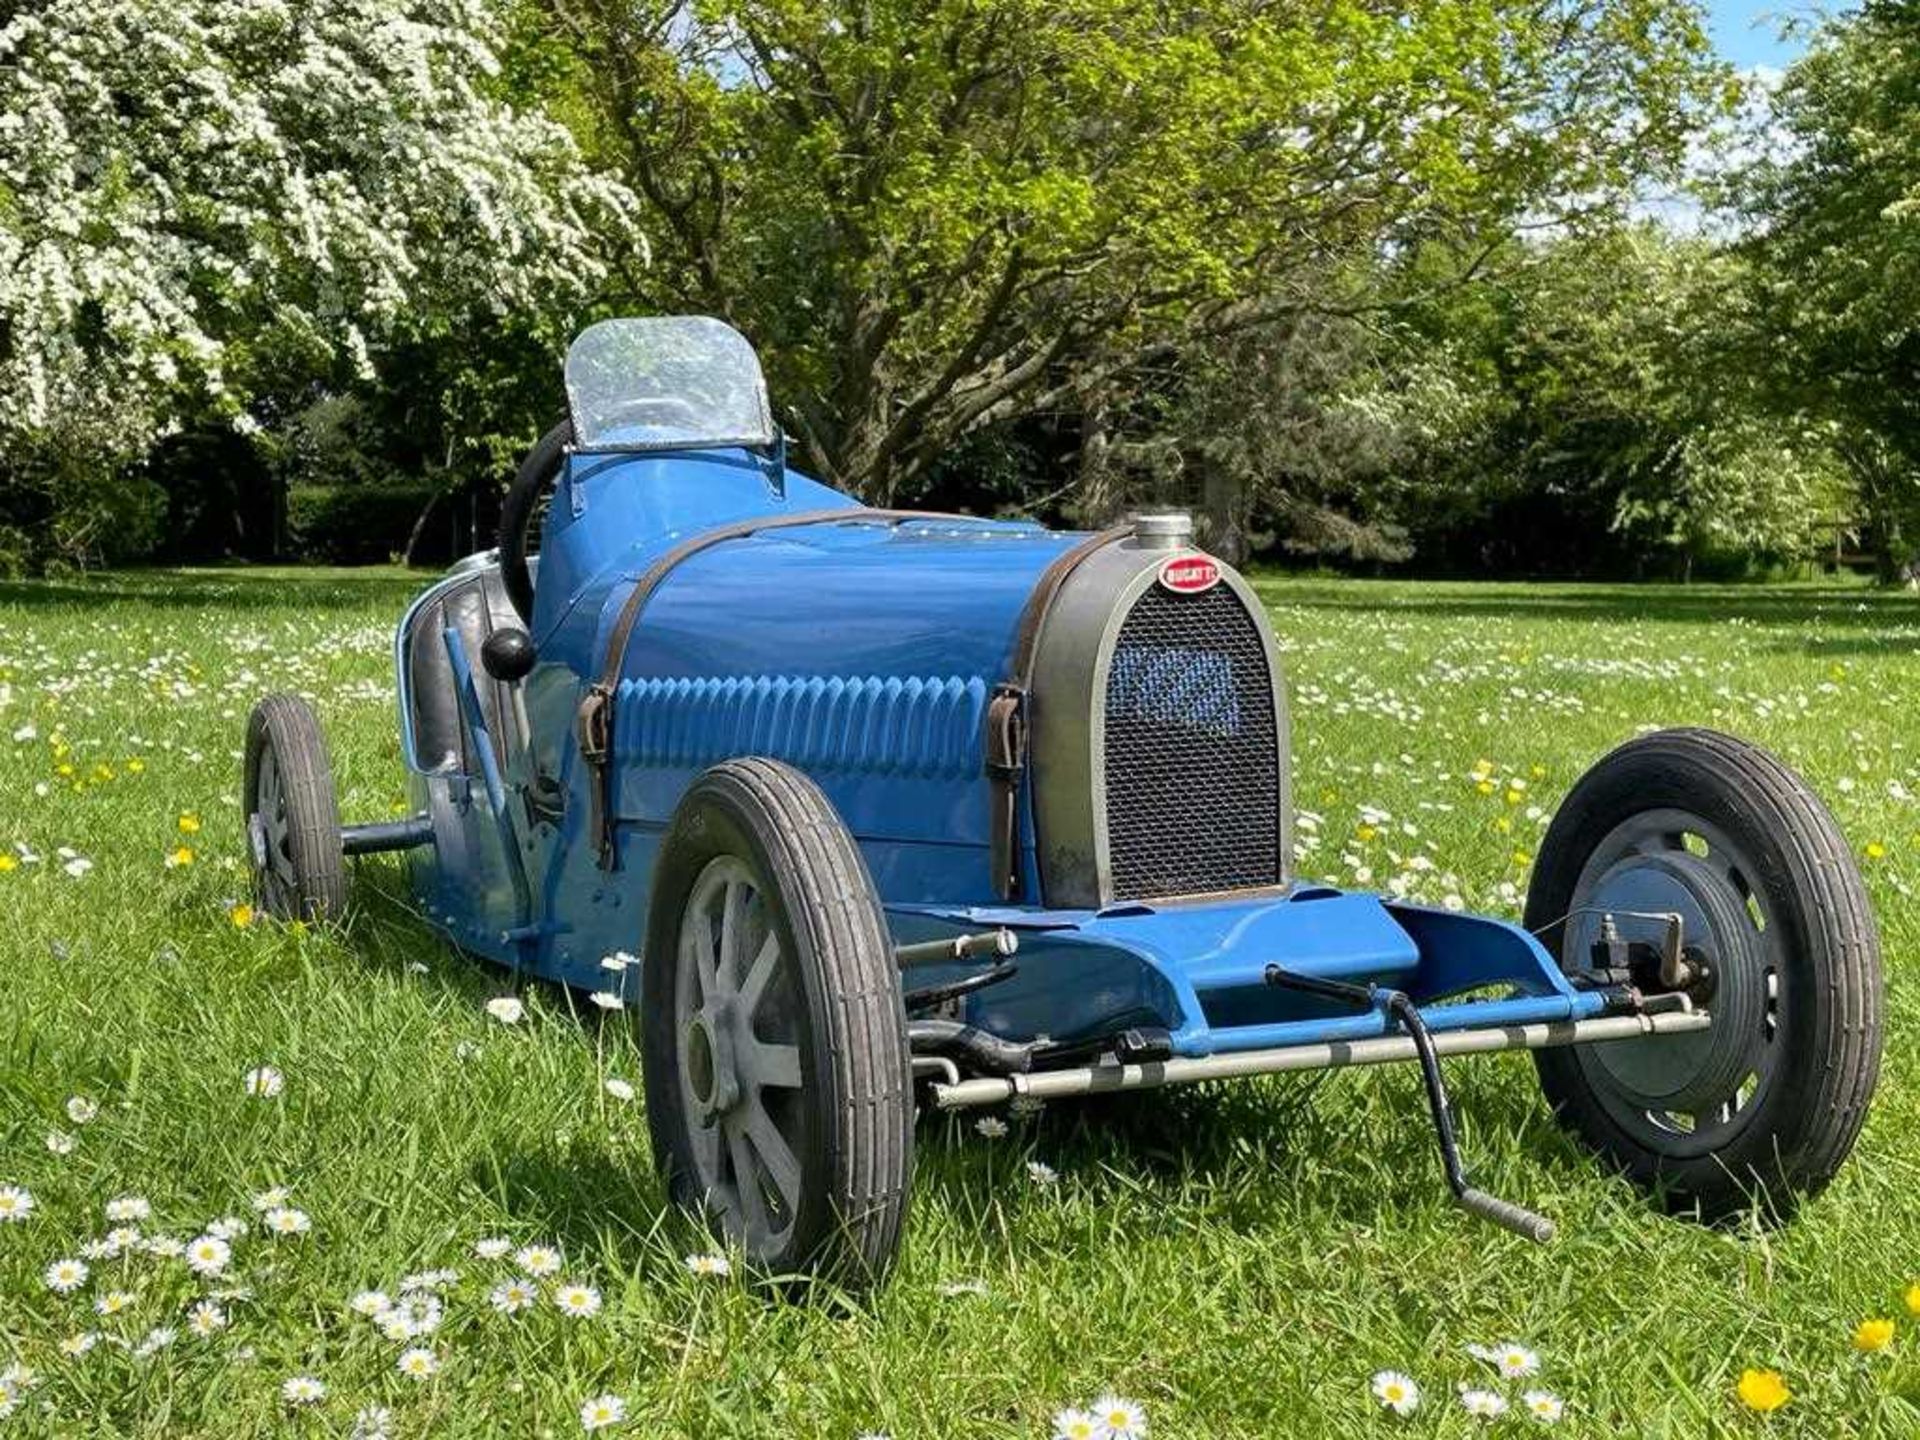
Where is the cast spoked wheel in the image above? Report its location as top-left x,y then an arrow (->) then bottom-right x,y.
642,758 -> 914,1287
1528,728 -> 1882,1219
243,695 -> 347,925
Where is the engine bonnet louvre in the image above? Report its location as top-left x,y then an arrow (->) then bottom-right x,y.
615,673 -> 989,778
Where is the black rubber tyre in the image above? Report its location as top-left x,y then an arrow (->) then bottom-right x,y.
497,417 -> 571,624
243,695 -> 347,924
1527,727 -> 1881,1220
641,758 -> 914,1288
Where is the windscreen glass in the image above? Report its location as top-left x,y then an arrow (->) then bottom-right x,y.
564,316 -> 776,451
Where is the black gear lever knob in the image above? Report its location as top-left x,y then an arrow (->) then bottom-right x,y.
481,626 -> 537,683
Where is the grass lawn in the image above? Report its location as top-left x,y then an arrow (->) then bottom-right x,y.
2,567 -> 1919,1437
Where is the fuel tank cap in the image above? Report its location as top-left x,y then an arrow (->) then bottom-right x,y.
1128,509 -> 1194,550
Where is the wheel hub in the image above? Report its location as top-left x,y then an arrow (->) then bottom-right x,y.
1560,805 -> 1783,1155
683,999 -> 743,1124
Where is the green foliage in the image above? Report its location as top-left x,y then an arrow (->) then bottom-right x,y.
1741,0 -> 1920,577
546,0 -> 1729,502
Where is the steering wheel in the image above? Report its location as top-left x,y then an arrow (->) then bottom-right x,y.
498,418 -> 572,625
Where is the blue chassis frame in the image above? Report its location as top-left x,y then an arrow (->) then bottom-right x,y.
404,591 -> 1606,1064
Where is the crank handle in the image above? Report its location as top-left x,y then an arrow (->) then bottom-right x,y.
1456,1187 -> 1556,1244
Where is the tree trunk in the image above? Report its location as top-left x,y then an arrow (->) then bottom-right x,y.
403,488 -> 443,568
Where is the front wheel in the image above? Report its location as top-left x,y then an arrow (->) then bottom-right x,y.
1527,727 -> 1882,1220
641,758 -> 914,1287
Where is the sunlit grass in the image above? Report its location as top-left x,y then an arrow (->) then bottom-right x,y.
2,568 -> 1918,1436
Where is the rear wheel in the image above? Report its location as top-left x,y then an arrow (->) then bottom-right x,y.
243,696 -> 346,923
641,759 -> 914,1287
1527,728 -> 1881,1219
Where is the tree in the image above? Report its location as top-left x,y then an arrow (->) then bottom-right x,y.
546,0 -> 1729,505
1741,0 -> 1920,578
0,0 -> 639,566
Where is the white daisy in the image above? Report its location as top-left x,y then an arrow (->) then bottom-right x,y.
351,1405 -> 395,1440
100,1225 -> 141,1256
185,1236 -> 231,1276
389,1294 -> 443,1337
396,1347 -> 439,1381
485,996 -> 524,1025
401,1268 -> 459,1292
1523,1390 -> 1565,1424
133,1326 -> 176,1358
144,1234 -> 184,1258
974,1116 -> 1008,1138
1491,1343 -> 1540,1378
94,1290 -> 135,1316
514,1243 -> 562,1277
281,1375 -> 326,1406
262,1206 -> 310,1236
588,990 -> 625,1011
553,1282 -> 603,1319
937,1279 -> 989,1298
62,855 -> 93,878
250,1187 -> 290,1212
1026,1160 -> 1059,1185
206,1216 -> 249,1240
580,1393 -> 628,1431
473,1236 -> 511,1261
243,1066 -> 284,1098
105,1195 -> 151,1223
603,1077 -> 636,1102
0,1185 -> 35,1222
186,1301 -> 227,1337
490,1279 -> 537,1314
57,1332 -> 98,1358
599,952 -> 638,972
1371,1370 -> 1420,1415
44,1258 -> 89,1293
1460,1388 -> 1508,1419
683,1252 -> 731,1278
46,1130 -> 76,1155
349,1290 -> 392,1318
1052,1408 -> 1100,1440
1092,1394 -> 1148,1438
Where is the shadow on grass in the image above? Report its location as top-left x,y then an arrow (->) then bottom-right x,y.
1261,580 -> 1920,633
0,565 -> 429,613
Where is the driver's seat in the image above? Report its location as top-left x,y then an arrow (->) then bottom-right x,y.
405,563 -> 523,776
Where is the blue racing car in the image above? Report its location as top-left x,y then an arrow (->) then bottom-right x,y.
243,316 -> 1883,1288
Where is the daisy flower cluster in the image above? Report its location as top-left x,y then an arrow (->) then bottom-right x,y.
1371,1342 -> 1563,1423
1051,1393 -> 1148,1439
14,1179 -> 267,1380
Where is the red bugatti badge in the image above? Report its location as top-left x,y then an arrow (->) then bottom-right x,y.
1157,554 -> 1220,594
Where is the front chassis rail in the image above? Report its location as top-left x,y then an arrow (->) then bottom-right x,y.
929,1009 -> 1710,1109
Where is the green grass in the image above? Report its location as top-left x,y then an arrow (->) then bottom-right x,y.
3,567 -> 1920,1437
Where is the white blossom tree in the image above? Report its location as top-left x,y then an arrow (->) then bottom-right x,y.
0,0 -> 639,560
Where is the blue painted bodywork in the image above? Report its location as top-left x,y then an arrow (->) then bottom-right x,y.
392,443 -> 1602,1059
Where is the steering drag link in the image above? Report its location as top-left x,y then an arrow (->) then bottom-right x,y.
1263,966 -> 1556,1244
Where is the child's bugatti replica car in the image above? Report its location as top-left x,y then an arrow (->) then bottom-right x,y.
244,317 -> 1882,1287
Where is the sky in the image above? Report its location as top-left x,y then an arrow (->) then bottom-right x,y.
1705,1 -> 1816,70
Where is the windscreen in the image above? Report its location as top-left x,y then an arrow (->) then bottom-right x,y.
563,316 -> 776,451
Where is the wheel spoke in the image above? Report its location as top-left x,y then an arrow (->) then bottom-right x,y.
682,918 -> 717,1005
740,1040 -> 802,1089
717,879 -> 746,989
724,1122 -> 773,1238
738,932 -> 780,1018
740,1093 -> 803,1209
